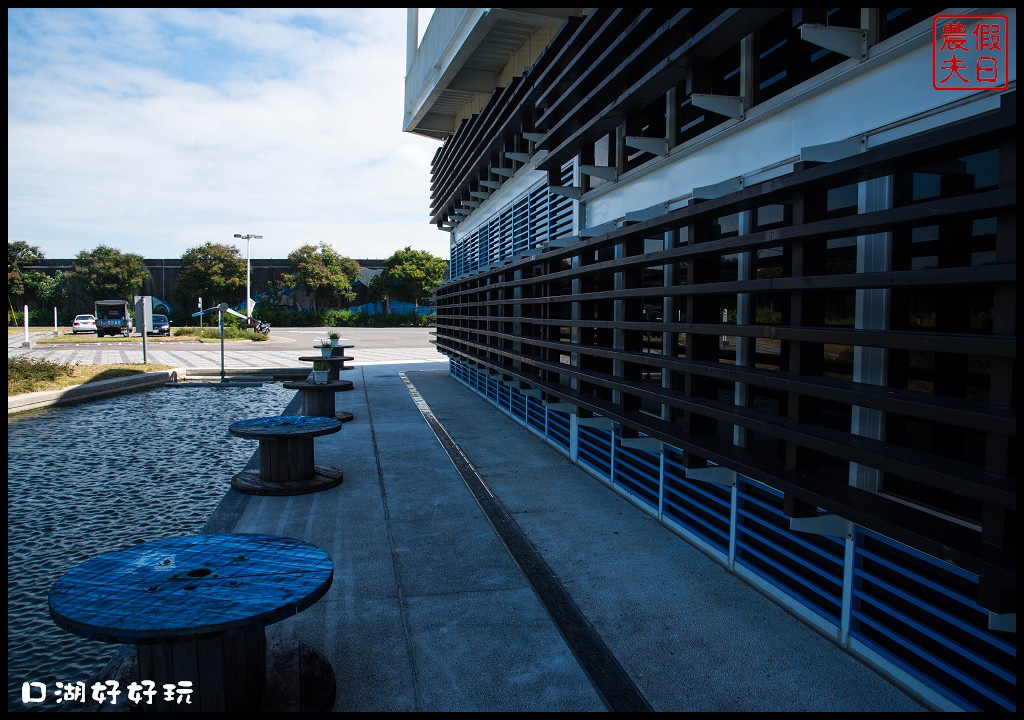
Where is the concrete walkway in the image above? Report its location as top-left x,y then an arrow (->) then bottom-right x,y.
202,362 -> 927,712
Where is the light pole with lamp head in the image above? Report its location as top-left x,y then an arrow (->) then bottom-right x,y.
233,233 -> 263,322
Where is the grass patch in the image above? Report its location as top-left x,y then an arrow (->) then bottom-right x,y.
173,327 -> 268,341
8,357 -> 174,396
36,334 -> 180,344
31,328 -> 267,343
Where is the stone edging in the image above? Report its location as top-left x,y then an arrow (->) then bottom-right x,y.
7,367 -> 309,415
8,369 -> 187,415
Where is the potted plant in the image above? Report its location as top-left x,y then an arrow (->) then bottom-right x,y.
319,339 -> 333,358
312,360 -> 331,384
328,331 -> 341,347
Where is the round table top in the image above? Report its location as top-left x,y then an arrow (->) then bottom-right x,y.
312,343 -> 353,349
228,415 -> 342,439
298,356 -> 353,363
283,380 -> 354,391
48,533 -> 333,643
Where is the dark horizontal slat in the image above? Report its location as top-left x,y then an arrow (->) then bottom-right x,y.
535,9 -> 685,121
437,185 -> 1014,290
430,16 -> 586,225
435,312 -> 1016,358
439,264 -> 1016,302
433,323 -> 1015,435
537,8 -> 783,172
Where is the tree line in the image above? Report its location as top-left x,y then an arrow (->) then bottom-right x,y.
8,240 -> 447,326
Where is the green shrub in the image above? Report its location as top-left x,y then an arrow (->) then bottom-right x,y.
253,306 -> 435,328
172,327 -> 267,341
8,357 -> 77,394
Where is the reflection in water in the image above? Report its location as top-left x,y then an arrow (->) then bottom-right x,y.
7,382 -> 296,712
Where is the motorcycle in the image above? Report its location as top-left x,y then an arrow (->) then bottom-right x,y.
254,319 -> 271,335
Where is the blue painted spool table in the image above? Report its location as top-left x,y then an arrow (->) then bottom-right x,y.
228,415 -> 343,495
48,533 -> 334,713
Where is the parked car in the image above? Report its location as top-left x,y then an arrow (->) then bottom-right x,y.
72,314 -> 97,334
149,314 -> 171,336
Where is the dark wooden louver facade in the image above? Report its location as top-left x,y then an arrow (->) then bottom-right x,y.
411,7 -> 1016,711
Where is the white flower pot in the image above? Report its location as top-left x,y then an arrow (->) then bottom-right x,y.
329,338 -> 340,347
312,370 -> 329,384
320,347 -> 333,358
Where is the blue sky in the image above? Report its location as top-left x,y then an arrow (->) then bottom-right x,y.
7,8 -> 446,262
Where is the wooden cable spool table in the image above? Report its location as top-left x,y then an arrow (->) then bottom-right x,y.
48,533 -> 335,712
228,415 -> 343,495
298,355 -> 354,382
313,343 -> 354,353
283,379 -> 354,423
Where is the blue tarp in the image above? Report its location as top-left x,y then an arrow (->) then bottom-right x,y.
346,301 -> 434,316
226,289 -> 432,317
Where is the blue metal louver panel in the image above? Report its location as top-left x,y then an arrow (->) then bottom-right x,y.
528,183 -> 548,249
548,195 -> 574,240
852,529 -> 1016,712
495,383 -> 512,411
662,449 -> 731,554
451,239 -> 465,279
476,226 -> 488,274
735,480 -> 844,625
611,439 -> 659,510
547,160 -> 576,240
512,195 -> 529,256
495,208 -> 510,265
485,374 -> 500,402
510,387 -> 527,422
526,396 -> 545,434
578,425 -> 612,477
547,409 -> 570,451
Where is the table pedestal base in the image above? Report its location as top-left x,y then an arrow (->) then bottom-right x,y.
263,638 -> 337,712
92,637 -> 335,712
137,625 -> 265,712
231,465 -> 343,496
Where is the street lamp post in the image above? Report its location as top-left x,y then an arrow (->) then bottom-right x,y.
233,233 -> 263,321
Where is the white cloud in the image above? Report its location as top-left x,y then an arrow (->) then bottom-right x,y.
7,8 -> 448,261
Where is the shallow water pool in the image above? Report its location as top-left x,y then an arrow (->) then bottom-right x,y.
7,381 -> 298,712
